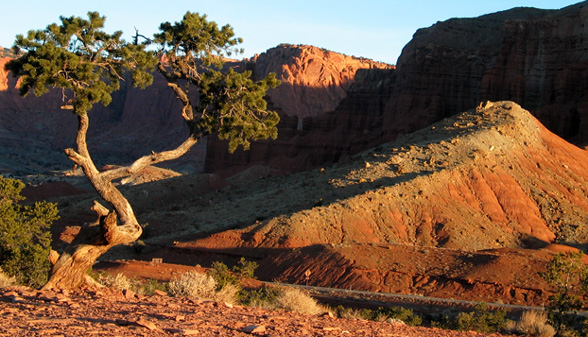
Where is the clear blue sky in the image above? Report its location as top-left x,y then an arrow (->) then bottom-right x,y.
0,0 -> 581,64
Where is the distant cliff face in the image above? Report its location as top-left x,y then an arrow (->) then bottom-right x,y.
386,2 -> 588,146
206,45 -> 396,175
207,3 -> 588,176
482,4 -> 588,143
253,44 -> 393,118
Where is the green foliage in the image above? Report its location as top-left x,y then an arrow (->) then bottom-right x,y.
209,261 -> 239,289
232,257 -> 258,279
327,305 -> 422,325
0,177 -> 59,288
434,303 -> 507,334
154,12 -> 281,152
371,306 -> 423,326
137,278 -> 168,296
7,10 -> 280,157
208,258 -> 259,290
6,11 -> 156,115
154,12 -> 243,65
238,285 -> 282,307
539,251 -> 588,333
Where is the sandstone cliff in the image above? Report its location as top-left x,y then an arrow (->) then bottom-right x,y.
207,2 -> 588,176
206,45 -> 396,175
253,44 -> 393,118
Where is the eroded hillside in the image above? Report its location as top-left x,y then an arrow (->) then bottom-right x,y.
45,101 -> 588,306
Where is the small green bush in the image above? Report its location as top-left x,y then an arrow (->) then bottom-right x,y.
208,258 -> 259,290
328,305 -> 366,320
370,306 -> 422,326
0,177 -> 59,288
434,303 -> 507,334
209,261 -> 238,289
238,285 -> 282,307
233,257 -> 258,279
137,278 -> 167,296
539,251 -> 588,333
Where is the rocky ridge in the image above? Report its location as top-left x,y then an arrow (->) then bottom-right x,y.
46,101 -> 588,307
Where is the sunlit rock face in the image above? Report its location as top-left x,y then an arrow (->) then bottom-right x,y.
206,44 -> 396,176
207,3 -> 588,176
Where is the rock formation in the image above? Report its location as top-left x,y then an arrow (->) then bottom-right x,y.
206,45 -> 396,175
167,102 -> 588,303
207,2 -> 588,176
3,2 -> 588,178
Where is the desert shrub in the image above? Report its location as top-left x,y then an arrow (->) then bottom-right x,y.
275,287 -> 324,315
96,272 -> 135,291
0,267 -> 15,289
329,305 -> 366,320
506,310 -> 555,337
209,261 -> 239,289
168,270 -> 217,299
208,258 -> 259,290
214,282 -> 241,304
0,177 -> 59,288
238,285 -> 282,307
539,251 -> 588,333
233,257 -> 258,279
136,278 -> 167,296
367,306 -> 422,326
434,303 -> 507,333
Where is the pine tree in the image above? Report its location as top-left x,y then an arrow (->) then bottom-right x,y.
6,11 -> 279,290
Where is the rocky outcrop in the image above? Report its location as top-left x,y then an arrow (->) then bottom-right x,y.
207,3 -> 588,176
206,45 -> 396,175
482,3 -> 588,143
163,102 -> 588,304
252,44 -> 393,118
188,102 -> 588,251
386,2 -> 588,147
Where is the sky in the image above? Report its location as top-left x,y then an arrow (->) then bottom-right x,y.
0,0 -> 581,64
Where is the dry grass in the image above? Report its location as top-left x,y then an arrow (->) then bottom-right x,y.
276,287 -> 324,315
506,310 -> 555,337
214,283 -> 241,305
168,270 -> 217,300
96,273 -> 134,291
0,268 -> 15,289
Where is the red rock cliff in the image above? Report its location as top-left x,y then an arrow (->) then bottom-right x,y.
207,3 -> 588,176
205,45 -> 395,176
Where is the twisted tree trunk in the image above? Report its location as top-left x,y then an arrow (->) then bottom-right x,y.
43,113 -> 199,290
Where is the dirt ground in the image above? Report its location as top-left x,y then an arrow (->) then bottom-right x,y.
0,286 -> 514,337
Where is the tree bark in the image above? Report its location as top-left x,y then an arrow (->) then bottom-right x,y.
43,205 -> 139,290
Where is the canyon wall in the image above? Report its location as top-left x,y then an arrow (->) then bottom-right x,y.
207,2 -> 588,176
0,53 -> 202,174
3,2 -> 588,177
